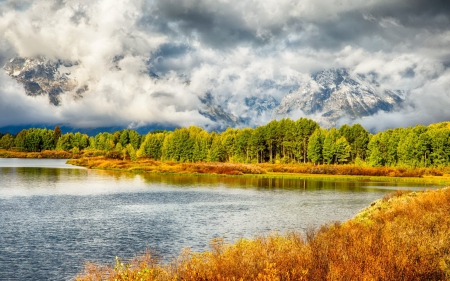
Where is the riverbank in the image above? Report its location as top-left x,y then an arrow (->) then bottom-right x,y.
0,149 -> 72,159
66,156 -> 450,185
76,187 -> 450,281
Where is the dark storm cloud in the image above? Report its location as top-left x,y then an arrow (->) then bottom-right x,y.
154,0 -> 281,48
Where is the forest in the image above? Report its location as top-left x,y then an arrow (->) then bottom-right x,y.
1,118 -> 450,168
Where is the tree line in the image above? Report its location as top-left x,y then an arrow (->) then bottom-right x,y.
1,119 -> 450,167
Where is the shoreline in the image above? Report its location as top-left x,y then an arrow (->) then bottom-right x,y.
76,187 -> 450,280
2,149 -> 450,185
66,156 -> 450,186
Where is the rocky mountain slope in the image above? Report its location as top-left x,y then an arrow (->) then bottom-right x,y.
274,69 -> 407,127
4,57 -> 83,105
3,57 -> 406,129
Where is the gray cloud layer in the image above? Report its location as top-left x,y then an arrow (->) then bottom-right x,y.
1,0 -> 450,131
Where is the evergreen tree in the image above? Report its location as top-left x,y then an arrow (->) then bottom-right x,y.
53,126 -> 62,146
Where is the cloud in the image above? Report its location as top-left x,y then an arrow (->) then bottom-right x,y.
0,0 -> 450,131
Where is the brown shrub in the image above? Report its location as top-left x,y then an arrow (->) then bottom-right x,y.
77,188 -> 450,281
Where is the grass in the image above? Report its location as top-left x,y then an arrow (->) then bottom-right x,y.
76,187 -> 450,281
67,157 -> 266,176
66,156 -> 450,185
0,149 -> 72,159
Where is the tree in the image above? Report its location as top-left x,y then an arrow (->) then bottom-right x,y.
40,129 -> 56,150
340,123 -> 369,161
322,128 -> 339,164
221,128 -> 237,162
53,126 -> 62,146
335,136 -> 351,164
14,130 -> 28,151
139,132 -> 165,160
207,133 -> 225,162
234,128 -> 253,162
248,126 -> 266,163
126,144 -> 137,161
307,129 -> 324,164
24,128 -> 42,152
190,127 -> 210,162
0,134 -> 15,149
128,130 -> 141,150
56,133 -> 73,151
367,134 -> 384,167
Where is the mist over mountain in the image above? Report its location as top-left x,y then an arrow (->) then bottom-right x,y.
1,0 -> 450,132
275,69 -> 407,127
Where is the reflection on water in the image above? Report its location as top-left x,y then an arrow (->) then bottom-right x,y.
0,159 -> 443,281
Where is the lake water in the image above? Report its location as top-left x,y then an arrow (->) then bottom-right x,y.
0,158 -> 442,280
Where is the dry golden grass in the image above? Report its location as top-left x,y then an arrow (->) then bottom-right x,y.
259,163 -> 447,177
76,187 -> 450,281
68,157 -> 266,175
0,149 -> 72,159
67,156 -> 449,178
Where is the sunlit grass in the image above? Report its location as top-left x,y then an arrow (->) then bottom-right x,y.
0,149 -> 72,159
76,187 -> 450,281
66,156 -> 450,185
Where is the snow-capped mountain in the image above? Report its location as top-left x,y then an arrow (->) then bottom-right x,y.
274,69 -> 407,127
4,56 -> 85,105
3,56 -> 406,129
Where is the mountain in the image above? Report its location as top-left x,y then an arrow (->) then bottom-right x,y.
274,69 -> 407,127
4,56 -> 87,105
198,92 -> 280,130
3,56 -> 406,130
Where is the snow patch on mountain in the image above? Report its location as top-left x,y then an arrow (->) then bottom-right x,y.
274,69 -> 407,127
4,56 -> 87,105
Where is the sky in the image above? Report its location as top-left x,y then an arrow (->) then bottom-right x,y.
0,0 -> 450,132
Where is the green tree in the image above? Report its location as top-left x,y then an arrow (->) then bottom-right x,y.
190,127 -> 210,162
335,136 -> 351,164
53,126 -> 62,146
307,129 -> 324,164
14,130 -> 28,151
24,128 -> 42,152
322,128 -> 339,164
56,133 -> 73,151
139,132 -> 166,160
126,143 -> 137,161
40,129 -> 55,150
367,134 -> 384,167
0,133 -> 15,149
207,133 -> 225,162
248,126 -> 266,163
234,128 -> 253,162
128,130 -> 141,150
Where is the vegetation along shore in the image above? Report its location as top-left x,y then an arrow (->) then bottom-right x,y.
3,118 -> 450,183
75,187 -> 450,281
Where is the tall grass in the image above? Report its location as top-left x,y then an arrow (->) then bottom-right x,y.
76,187 -> 450,281
68,156 -> 450,178
67,157 -> 266,175
259,163 -> 447,177
0,149 -> 72,159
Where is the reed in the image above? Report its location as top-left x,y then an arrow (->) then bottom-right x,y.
76,187 -> 450,281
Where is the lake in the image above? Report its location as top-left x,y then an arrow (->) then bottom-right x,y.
0,158 -> 442,280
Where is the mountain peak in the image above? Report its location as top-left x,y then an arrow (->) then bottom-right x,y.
274,68 -> 407,127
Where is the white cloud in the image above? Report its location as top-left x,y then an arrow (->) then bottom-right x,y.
0,0 -> 450,131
